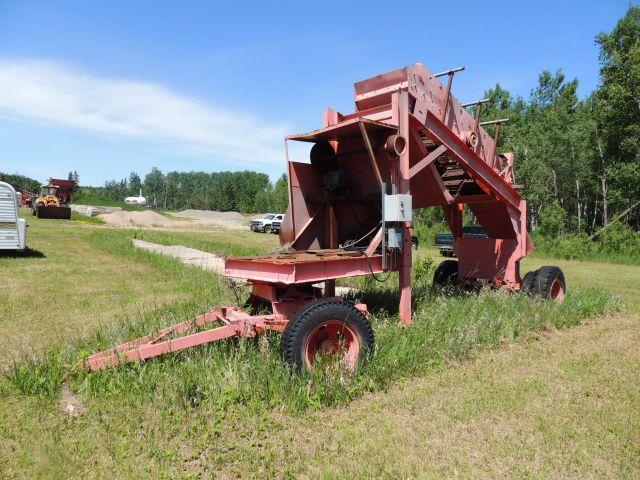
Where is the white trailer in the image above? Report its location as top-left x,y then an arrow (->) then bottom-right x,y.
0,181 -> 28,250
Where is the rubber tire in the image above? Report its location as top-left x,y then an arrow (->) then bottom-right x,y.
521,269 -> 539,294
264,225 -> 271,234
433,260 -> 459,287
529,266 -> 566,300
281,298 -> 375,373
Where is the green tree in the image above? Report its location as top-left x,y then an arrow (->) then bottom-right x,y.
480,71 -> 592,232
539,201 -> 567,237
593,6 -> 640,227
0,173 -> 40,192
144,167 -> 165,208
253,185 -> 275,213
128,172 -> 142,196
272,174 -> 289,213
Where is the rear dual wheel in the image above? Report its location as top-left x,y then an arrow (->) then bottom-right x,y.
433,260 -> 459,287
281,298 -> 375,373
434,260 -> 567,302
522,266 -> 566,301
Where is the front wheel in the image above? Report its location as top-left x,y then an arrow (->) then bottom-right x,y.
32,202 -> 44,216
281,299 -> 375,373
264,225 -> 272,234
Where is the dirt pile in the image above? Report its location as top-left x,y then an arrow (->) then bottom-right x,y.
96,208 -> 249,230
72,204 -> 122,217
174,209 -> 245,222
98,210 -> 174,228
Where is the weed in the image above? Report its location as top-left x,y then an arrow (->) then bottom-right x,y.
6,285 -> 620,413
0,217 -> 635,478
70,212 -> 105,225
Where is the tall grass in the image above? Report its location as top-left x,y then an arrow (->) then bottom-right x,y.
4,228 -> 622,414
89,229 -> 241,305
524,222 -> 639,265
6,285 -> 619,414
532,231 -> 640,265
70,211 -> 105,225
127,229 -> 273,258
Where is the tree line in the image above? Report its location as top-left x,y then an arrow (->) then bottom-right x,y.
76,169 -> 289,214
0,173 -> 41,193
477,7 -> 639,235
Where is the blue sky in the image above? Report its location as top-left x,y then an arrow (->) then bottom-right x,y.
0,0 -> 634,186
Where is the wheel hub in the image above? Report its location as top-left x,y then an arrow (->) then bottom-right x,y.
550,278 -> 565,301
303,320 -> 361,371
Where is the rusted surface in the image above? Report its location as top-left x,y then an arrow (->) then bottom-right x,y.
225,249 -> 384,284
86,295 -> 363,371
280,61 -> 534,295
286,117 -> 396,143
90,61 -> 540,370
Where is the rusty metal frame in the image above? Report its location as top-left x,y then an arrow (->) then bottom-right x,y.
408,144 -> 448,179
413,113 -> 522,210
224,249 -> 384,284
358,121 -> 383,186
89,61 -> 537,371
87,298 -> 368,371
87,308 -> 249,370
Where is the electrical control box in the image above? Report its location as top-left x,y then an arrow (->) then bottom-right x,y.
387,226 -> 403,248
383,194 -> 412,222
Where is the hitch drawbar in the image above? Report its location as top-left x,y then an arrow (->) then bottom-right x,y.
86,307 -> 285,371
87,292 -> 370,372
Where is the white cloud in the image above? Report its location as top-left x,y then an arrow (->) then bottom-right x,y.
0,58 -> 289,166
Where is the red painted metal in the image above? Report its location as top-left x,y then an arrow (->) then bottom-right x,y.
303,320 -> 361,371
89,61 -> 538,370
87,299 -> 367,371
49,178 -> 76,205
550,278 -> 566,301
224,250 -> 384,285
15,188 -> 36,206
279,62 -> 533,315
87,307 -> 245,370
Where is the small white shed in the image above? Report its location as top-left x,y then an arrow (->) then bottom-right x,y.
0,181 -> 28,250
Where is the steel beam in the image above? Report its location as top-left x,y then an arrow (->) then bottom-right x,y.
359,121 -> 384,186
398,90 -> 412,325
408,144 -> 448,179
412,112 -> 522,211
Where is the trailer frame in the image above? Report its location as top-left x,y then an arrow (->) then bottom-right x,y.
88,62 -> 563,372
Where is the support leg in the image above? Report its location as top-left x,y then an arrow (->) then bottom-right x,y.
399,226 -> 412,324
325,280 -> 336,297
398,90 -> 412,324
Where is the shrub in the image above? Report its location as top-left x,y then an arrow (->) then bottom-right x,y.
413,221 -> 447,247
538,201 -> 566,237
598,221 -> 640,256
412,256 -> 434,286
533,221 -> 640,264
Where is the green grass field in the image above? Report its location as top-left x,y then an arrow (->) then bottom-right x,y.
1,211 -> 638,478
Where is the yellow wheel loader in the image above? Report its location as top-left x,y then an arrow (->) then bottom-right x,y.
32,183 -> 72,219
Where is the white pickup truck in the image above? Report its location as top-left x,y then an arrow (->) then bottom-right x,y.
0,181 -> 28,251
250,213 -> 284,234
